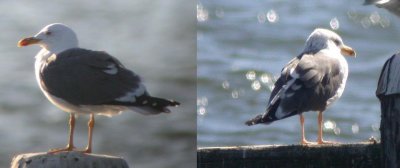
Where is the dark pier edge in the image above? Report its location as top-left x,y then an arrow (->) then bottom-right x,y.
198,142 -> 380,168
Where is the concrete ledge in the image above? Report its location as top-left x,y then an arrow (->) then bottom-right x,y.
198,142 -> 380,168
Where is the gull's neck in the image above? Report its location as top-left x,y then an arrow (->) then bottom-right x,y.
35,43 -> 78,61
35,48 -> 51,60
44,41 -> 78,55
44,46 -> 71,55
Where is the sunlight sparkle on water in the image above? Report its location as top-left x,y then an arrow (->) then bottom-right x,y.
334,127 -> 341,135
323,120 -> 336,130
222,80 -> 230,89
366,11 -> 391,28
361,17 -> 372,28
197,3 -> 209,22
197,97 -> 208,116
369,12 -> 381,24
251,80 -> 261,91
232,90 -> 239,99
330,17 -> 339,30
246,71 -> 256,81
260,73 -> 271,83
348,10 -> 390,28
260,73 -> 275,91
324,120 -> 340,135
197,96 -> 208,106
267,10 -> 278,23
198,107 -> 207,116
351,123 -> 359,134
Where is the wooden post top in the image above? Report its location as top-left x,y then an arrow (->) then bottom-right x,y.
376,53 -> 400,97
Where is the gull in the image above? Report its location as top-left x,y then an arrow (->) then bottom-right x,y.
245,28 -> 356,145
18,23 -> 180,153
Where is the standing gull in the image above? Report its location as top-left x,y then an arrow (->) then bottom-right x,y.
245,29 -> 355,144
18,23 -> 180,153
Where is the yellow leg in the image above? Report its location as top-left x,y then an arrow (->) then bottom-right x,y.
300,114 -> 313,145
85,114 -> 95,153
317,111 -> 335,144
48,113 -> 76,153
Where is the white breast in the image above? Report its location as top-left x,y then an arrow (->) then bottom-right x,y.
326,53 -> 349,106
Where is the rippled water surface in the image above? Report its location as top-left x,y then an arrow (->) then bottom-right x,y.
0,1 -> 196,167
198,0 -> 399,147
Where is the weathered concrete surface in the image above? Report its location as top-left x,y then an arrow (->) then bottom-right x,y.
11,151 -> 129,168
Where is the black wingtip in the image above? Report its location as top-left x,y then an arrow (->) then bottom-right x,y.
245,114 -> 264,126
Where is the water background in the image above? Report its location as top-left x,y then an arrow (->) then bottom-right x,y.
0,1 -> 196,167
198,0 -> 399,147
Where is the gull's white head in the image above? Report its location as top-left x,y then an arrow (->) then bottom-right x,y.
18,23 -> 79,54
303,28 -> 356,57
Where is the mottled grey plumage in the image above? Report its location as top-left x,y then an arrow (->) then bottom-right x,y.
246,28 -> 354,128
246,52 -> 344,125
364,0 -> 400,17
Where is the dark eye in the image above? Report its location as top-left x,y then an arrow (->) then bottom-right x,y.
45,31 -> 52,35
333,39 -> 341,46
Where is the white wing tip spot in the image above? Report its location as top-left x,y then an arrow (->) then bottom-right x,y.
152,103 -> 157,106
289,68 -> 299,78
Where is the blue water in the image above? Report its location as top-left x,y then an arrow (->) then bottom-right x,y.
198,0 -> 399,147
0,1 -> 196,168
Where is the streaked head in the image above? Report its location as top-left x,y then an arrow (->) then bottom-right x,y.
303,28 -> 356,57
18,23 -> 79,54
